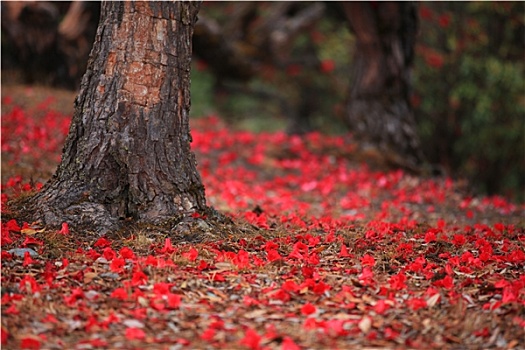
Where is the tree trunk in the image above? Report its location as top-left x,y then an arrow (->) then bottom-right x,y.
25,1 -> 206,234
342,2 -> 424,170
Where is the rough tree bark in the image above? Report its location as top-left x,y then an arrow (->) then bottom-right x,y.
23,1 -> 208,234
342,2 -> 425,170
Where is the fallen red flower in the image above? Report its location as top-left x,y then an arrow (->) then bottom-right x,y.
22,251 -> 35,266
300,303 -> 316,316
182,247 -> 199,261
281,336 -> 301,350
125,327 -> 146,340
167,293 -> 182,309
20,337 -> 41,350
93,237 -> 111,248
109,258 -> 125,273
110,287 -> 128,301
119,246 -> 135,259
200,327 -> 215,341
239,328 -> 262,350
57,222 -> 69,235
389,272 -> 407,290
361,254 -> 375,267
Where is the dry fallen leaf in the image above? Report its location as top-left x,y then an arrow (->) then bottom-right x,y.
358,315 -> 372,334
426,293 -> 440,308
83,272 -> 98,284
21,227 -> 45,235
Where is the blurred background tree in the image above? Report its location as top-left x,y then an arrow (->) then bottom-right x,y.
2,1 -> 523,202
1,1 -> 100,88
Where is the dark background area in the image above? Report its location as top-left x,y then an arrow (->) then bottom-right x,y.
2,1 -> 524,202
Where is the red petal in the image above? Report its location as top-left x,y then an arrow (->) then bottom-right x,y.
58,222 -> 69,235
167,293 -> 181,309
281,337 -> 300,350
20,337 -> 41,350
239,328 -> 262,349
125,327 -> 146,340
300,303 -> 316,316
200,328 -> 215,341
339,244 -> 351,258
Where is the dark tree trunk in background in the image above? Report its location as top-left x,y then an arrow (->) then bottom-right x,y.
342,2 -> 425,170
1,2 -> 65,85
1,1 -> 100,88
25,1 -> 206,233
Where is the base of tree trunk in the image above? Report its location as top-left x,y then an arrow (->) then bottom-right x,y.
116,206 -> 239,244
10,194 -> 238,242
346,97 -> 425,173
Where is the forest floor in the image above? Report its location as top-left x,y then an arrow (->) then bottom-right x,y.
1,85 -> 524,350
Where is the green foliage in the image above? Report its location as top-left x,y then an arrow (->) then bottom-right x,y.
190,66 -> 215,118
414,2 -> 525,202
